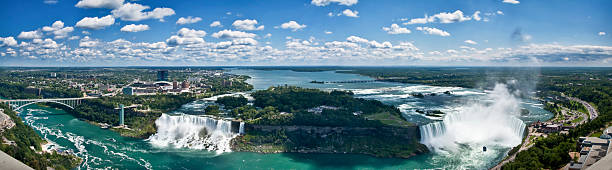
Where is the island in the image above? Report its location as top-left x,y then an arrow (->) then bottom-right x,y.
229,86 -> 428,158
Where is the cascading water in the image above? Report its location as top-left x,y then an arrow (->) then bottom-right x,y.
239,122 -> 245,134
419,83 -> 526,168
147,114 -> 240,153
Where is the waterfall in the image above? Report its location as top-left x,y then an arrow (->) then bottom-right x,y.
419,84 -> 526,152
239,122 -> 245,135
147,114 -> 240,153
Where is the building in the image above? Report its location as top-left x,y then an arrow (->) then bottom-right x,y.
50,73 -> 57,78
119,104 -> 124,126
182,80 -> 190,89
173,81 -> 179,90
157,70 -> 169,81
570,129 -> 612,170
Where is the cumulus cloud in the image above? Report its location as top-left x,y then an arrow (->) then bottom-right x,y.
177,27 -> 207,37
416,27 -> 450,36
502,0 -> 520,4
211,29 -> 256,39
176,16 -> 202,25
210,21 -> 222,27
79,36 -> 99,47
76,15 -> 115,29
42,21 -> 74,39
599,32 -> 606,36
165,28 -> 208,46
120,24 -> 150,32
277,21 -> 307,31
347,36 -> 392,48
473,11 -> 481,21
111,3 -> 175,22
341,9 -> 359,18
75,0 -> 124,9
311,0 -> 357,6
464,40 -> 477,45
18,30 -> 43,39
232,19 -> 264,31
382,24 -> 411,34
404,10 -> 480,25
0,37 -> 18,47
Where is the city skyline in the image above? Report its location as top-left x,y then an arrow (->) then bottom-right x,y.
0,0 -> 611,66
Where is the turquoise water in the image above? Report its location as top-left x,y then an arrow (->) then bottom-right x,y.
16,69 -> 553,169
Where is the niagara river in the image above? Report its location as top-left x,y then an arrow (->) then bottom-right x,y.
17,69 -> 553,169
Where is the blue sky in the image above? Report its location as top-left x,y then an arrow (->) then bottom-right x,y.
0,0 -> 610,66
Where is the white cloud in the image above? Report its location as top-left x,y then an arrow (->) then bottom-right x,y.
111,3 -> 175,22
311,0 -> 357,6
232,38 -> 258,46
75,0 -> 124,9
341,9 -> 359,18
324,31 -> 333,34
472,11 -> 481,21
210,21 -> 222,27
44,0 -> 58,4
416,27 -> 450,36
464,40 -> 477,45
232,19 -> 264,31
599,32 -> 606,36
177,28 -> 207,37
346,36 -> 392,48
278,21 -> 307,31
404,10 -> 479,24
42,21 -> 74,39
431,10 -> 472,23
497,11 -> 504,15
165,28 -> 206,46
79,36 -> 99,47
382,24 -> 411,34
120,24 -> 150,32
17,30 -> 42,39
502,0 -> 520,4
404,17 -> 428,25
75,15 -> 115,29
211,29 -> 256,39
0,37 -> 18,47
176,16 -> 202,25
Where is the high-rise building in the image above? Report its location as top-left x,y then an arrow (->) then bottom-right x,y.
157,70 -> 169,81
119,104 -> 124,126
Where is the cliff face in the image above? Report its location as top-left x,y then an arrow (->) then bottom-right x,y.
230,124 -> 428,158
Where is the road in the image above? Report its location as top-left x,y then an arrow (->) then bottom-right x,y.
562,93 -> 598,120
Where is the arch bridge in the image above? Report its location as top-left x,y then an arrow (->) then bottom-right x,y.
0,97 -> 96,111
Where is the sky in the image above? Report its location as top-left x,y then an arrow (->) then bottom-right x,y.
0,0 -> 610,67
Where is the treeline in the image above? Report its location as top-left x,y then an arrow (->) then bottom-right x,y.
232,86 -> 403,127
216,95 -> 247,109
0,82 -> 82,99
0,104 -> 81,170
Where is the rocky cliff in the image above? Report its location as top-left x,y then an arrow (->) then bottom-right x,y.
230,124 -> 428,158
